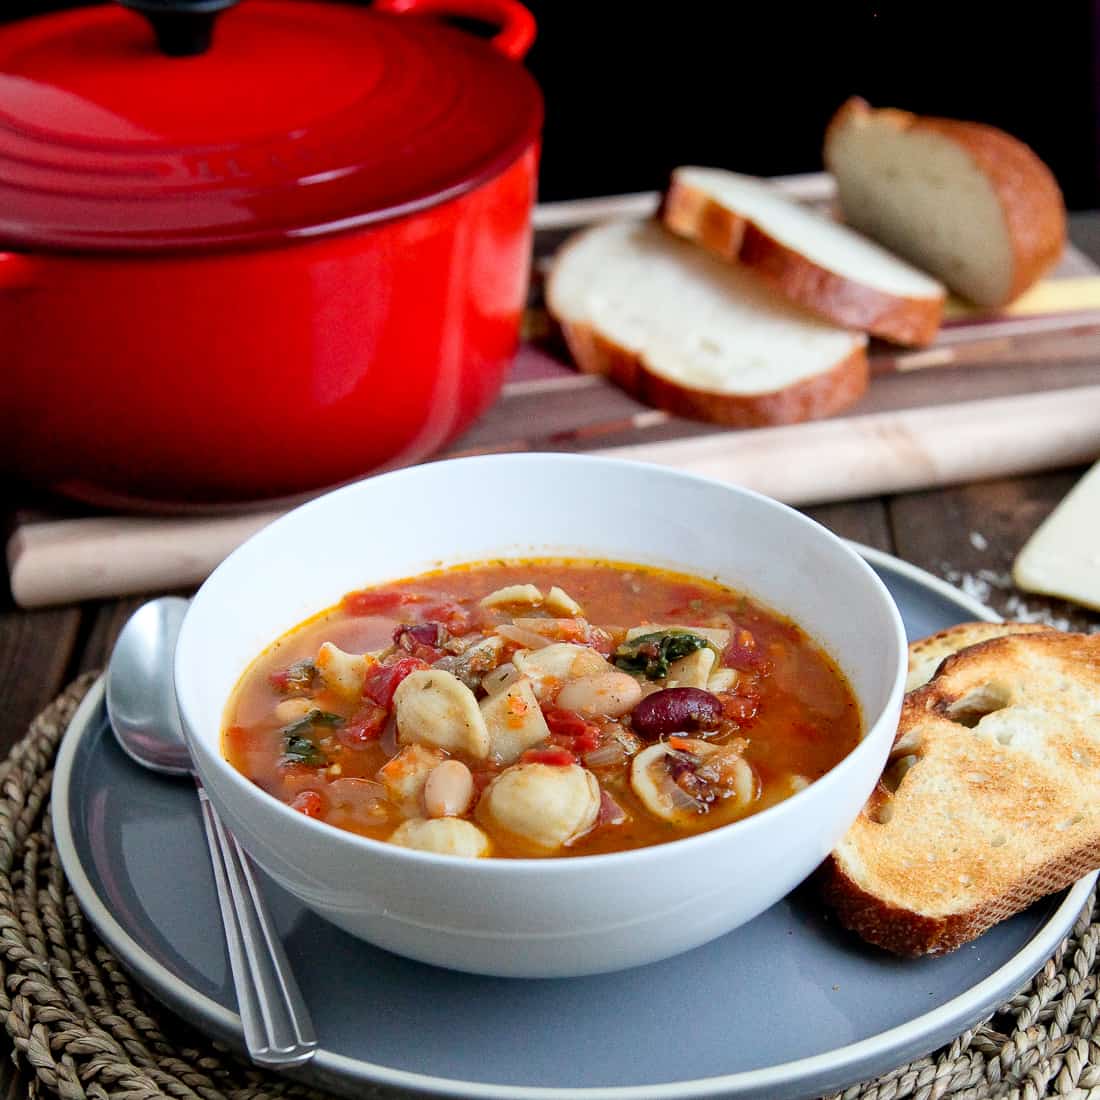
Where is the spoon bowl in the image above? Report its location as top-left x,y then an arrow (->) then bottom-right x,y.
106,596 -> 191,775
105,596 -> 317,1068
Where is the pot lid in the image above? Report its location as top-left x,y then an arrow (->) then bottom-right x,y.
0,0 -> 542,251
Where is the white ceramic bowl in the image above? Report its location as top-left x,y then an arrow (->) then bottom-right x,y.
175,454 -> 907,978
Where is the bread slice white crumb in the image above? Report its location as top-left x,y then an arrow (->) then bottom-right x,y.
823,630 -> 1100,956
824,97 -> 1065,308
661,166 -> 945,347
546,219 -> 868,428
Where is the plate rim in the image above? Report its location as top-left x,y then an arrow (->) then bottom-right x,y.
50,544 -> 1098,1099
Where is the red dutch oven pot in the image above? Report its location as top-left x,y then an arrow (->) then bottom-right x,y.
1,0 -> 541,508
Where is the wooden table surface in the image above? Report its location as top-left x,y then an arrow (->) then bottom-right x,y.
2,216 -> 1100,1099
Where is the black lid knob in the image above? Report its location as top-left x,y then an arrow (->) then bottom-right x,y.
117,0 -> 239,57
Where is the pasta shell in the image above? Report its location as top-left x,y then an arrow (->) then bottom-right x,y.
389,818 -> 491,857
481,763 -> 600,850
394,670 -> 491,758
480,677 -> 552,765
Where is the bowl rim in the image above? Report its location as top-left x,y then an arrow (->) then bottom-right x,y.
175,451 -> 909,872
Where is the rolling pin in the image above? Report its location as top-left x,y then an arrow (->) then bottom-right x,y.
9,384 -> 1100,608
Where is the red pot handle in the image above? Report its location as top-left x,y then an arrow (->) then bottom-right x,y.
373,0 -> 536,60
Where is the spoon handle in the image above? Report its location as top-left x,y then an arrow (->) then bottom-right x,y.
197,785 -> 318,1068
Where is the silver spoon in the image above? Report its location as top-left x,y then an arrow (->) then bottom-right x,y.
106,596 -> 317,1069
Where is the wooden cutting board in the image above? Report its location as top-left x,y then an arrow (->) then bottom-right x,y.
8,175 -> 1100,607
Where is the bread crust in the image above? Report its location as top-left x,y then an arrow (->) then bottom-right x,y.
558,319 -> 869,428
823,630 -> 1100,956
906,620 -> 1054,692
662,174 -> 943,347
823,838 -> 1099,956
825,97 -> 1066,308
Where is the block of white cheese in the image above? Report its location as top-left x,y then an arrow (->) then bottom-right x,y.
1013,460 -> 1100,610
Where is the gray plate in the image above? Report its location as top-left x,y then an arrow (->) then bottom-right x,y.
51,545 -> 1096,1100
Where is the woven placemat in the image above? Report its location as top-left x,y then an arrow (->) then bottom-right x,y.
3,677 -> 1099,1100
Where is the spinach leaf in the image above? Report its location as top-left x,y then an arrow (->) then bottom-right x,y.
282,709 -> 344,736
282,734 -> 326,767
613,631 -> 710,680
279,709 -> 344,767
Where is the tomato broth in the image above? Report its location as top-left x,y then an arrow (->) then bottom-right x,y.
223,560 -> 861,858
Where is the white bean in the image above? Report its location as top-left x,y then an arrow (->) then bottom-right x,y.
423,760 -> 475,818
377,744 -> 445,814
513,643 -> 611,702
555,671 -> 643,718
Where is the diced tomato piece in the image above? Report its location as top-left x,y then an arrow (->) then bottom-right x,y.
363,656 -> 429,707
337,702 -> 388,747
573,729 -> 600,753
341,588 -> 408,616
267,658 -> 316,695
543,708 -> 597,739
549,729 -> 600,753
290,790 -> 323,817
543,707 -> 601,754
521,747 -> 576,767
723,628 -> 773,674
409,643 -> 445,664
417,601 -> 470,635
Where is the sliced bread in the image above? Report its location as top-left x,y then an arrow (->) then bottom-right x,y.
906,620 -> 1054,692
823,630 -> 1100,956
545,219 -> 868,428
661,166 -> 945,347
824,97 -> 1066,309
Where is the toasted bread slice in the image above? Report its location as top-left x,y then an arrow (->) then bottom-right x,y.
824,98 -> 1066,308
823,631 -> 1100,956
545,219 -> 869,428
661,167 -> 945,347
906,620 -> 1055,692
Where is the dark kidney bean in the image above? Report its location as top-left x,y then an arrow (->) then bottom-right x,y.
631,687 -> 723,740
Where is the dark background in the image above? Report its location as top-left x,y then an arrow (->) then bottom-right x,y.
5,1 -> 1099,207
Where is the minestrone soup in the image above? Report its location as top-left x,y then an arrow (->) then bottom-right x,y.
222,560 -> 861,858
